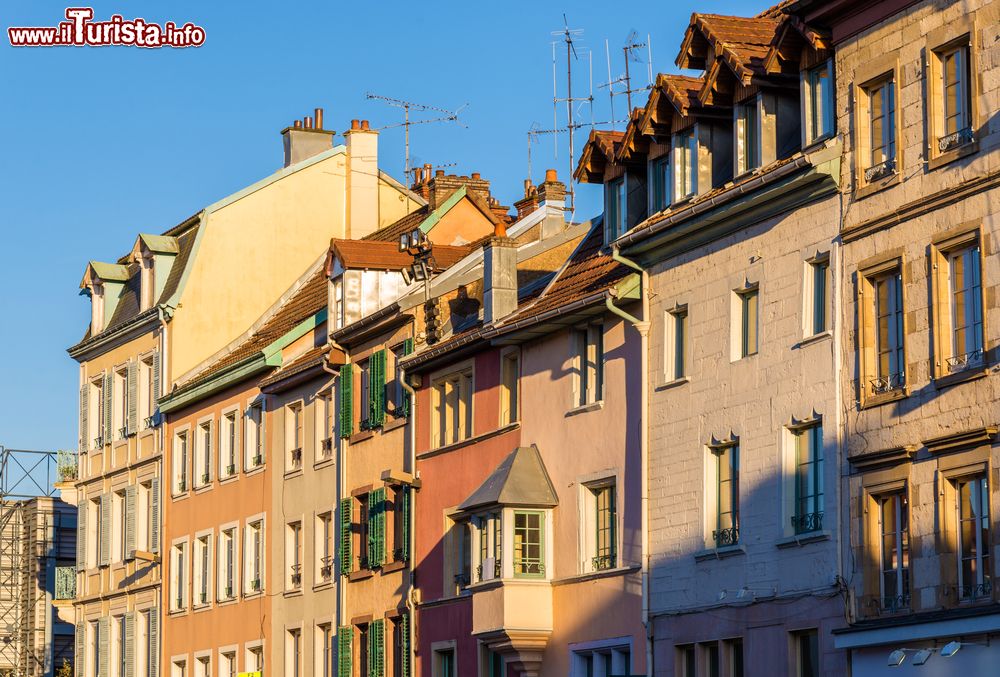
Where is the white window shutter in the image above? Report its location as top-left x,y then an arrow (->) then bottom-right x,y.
80,384 -> 89,452
150,479 -> 160,554
103,374 -> 113,444
75,621 -> 85,677
77,503 -> 87,571
125,486 -> 137,560
148,609 -> 159,677
100,495 -> 111,566
98,616 -> 110,677
127,361 -> 138,435
152,351 -> 161,412
124,612 -> 135,677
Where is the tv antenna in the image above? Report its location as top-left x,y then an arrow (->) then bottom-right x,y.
600,31 -> 654,129
526,117 -> 625,181
366,93 -> 468,183
550,15 -> 594,210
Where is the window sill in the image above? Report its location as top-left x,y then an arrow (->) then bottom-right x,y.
565,401 -> 604,418
795,330 -> 832,349
283,588 -> 303,598
382,417 -> 407,433
218,474 -> 238,485
348,570 -> 374,583
168,608 -> 188,617
418,422 -> 520,460
170,491 -> 189,502
313,579 -> 334,592
694,544 -> 746,562
933,366 -> 988,390
192,602 -> 212,613
927,140 -> 978,171
655,377 -> 690,392
284,468 -> 303,480
193,483 -> 213,494
775,530 -> 831,549
349,430 -> 375,445
243,465 -> 265,477
382,560 -> 407,575
313,457 -> 335,471
216,596 -> 238,607
242,590 -> 264,600
802,134 -> 835,154
860,387 -> 909,410
552,564 -> 640,586
854,171 -> 901,200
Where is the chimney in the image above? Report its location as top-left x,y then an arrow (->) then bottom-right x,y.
513,178 -> 539,220
345,118 -> 379,238
425,171 -> 492,210
537,169 -> 567,239
281,107 -> 335,168
483,223 -> 518,324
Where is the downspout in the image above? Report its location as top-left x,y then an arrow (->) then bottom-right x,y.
610,248 -> 652,677
399,362 -> 418,677
322,350 -> 348,642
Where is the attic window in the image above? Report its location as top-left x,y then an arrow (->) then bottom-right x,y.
673,128 -> 697,200
735,96 -> 762,175
804,61 -> 834,144
140,256 -> 155,311
91,282 -> 105,331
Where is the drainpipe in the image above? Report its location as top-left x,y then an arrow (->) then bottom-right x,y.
322,351 -> 348,639
610,247 -> 652,677
399,361 -> 418,677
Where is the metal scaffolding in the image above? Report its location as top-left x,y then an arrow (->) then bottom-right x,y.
0,447 -> 70,677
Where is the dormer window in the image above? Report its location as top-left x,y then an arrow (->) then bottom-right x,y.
804,61 -> 834,145
604,177 -> 626,243
140,256 -> 155,311
649,155 -> 671,213
673,128 -> 697,200
91,282 -> 105,332
735,96 -> 762,175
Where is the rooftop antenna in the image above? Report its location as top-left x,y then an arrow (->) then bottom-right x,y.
550,15 -> 593,211
600,31 -> 654,121
366,93 -> 468,183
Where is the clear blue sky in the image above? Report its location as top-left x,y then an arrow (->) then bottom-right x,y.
0,0 -> 768,452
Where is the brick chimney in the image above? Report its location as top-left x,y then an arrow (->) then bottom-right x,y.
483,221 -> 518,325
513,179 -> 540,220
423,171 -> 492,210
345,119 -> 379,239
281,107 -> 335,167
537,169 -> 567,239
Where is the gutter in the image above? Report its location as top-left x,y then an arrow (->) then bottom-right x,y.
322,350 -> 349,655
610,247 -> 653,677
157,354 -> 268,414
330,302 -> 403,345
66,307 -> 160,360
398,356 -> 419,677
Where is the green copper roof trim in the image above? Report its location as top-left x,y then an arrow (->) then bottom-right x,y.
158,353 -> 268,414
613,273 -> 641,301
137,233 -> 180,254
263,308 -> 328,366
88,262 -> 130,282
418,185 -> 469,234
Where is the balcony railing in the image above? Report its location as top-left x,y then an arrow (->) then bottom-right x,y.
321,438 -> 333,457
791,511 -> 824,534
959,581 -> 993,601
118,426 -> 129,441
320,557 -> 333,581
290,564 -> 301,587
864,158 -> 896,183
938,126 -> 974,153
475,560 -> 502,582
864,593 -> 910,615
54,566 -> 76,600
947,349 -> 984,374
454,572 -> 471,589
290,448 -> 302,469
870,371 -> 905,396
592,554 -> 617,571
93,436 -> 104,449
712,526 -> 740,548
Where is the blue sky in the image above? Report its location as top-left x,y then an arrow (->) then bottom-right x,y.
0,0 -> 768,452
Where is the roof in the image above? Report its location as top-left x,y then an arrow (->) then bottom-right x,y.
330,239 -> 473,271
458,446 -> 559,512
258,344 -> 328,389
135,233 -> 180,255
574,130 -> 626,182
362,208 -> 429,242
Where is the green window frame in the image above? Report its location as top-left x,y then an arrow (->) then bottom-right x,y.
739,288 -> 759,357
792,425 -> 824,534
339,498 -> 352,576
339,364 -> 353,439
368,488 -> 386,569
513,510 -> 545,578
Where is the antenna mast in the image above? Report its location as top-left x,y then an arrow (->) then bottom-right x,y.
600,32 -> 654,122
366,93 -> 467,183
550,16 -> 592,211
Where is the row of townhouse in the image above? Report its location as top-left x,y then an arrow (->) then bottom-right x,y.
64,0 -> 1000,676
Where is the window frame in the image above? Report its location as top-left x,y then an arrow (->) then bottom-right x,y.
734,94 -> 762,176
857,255 -> 908,407
954,472 -> 991,601
605,176 -> 626,243
571,323 -> 604,409
219,407 -> 240,480
244,401 -> 265,472
499,349 -> 520,426
804,253 -> 831,338
430,363 -> 474,449
285,401 -> 304,473
802,59 -> 835,146
852,56 -> 903,197
648,153 -> 671,213
930,228 -> 986,382
663,305 -> 689,383
192,531 -> 212,608
193,418 -> 213,489
512,510 -> 546,578
926,22 -> 979,168
673,126 -> 698,200
172,429 -> 189,495
707,439 -> 740,549
789,422 -> 824,535
732,285 -> 759,360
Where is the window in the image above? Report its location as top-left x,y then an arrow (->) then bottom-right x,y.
431,368 -> 473,448
115,615 -> 127,677
879,491 -> 910,611
391,487 -> 411,564
114,490 -> 127,562
678,645 -> 695,677
91,281 -> 105,334
476,512 -> 502,582
649,155 -> 671,212
794,630 -> 819,677
194,534 -> 210,606
287,521 -> 302,589
358,624 -> 370,677
173,431 -> 188,494
572,324 -> 604,407
434,648 -> 455,677
172,659 -> 186,677
710,441 -> 739,547
195,656 -> 210,677
89,497 -> 102,567
139,356 -> 155,429
499,351 -> 519,426
356,494 -> 370,571
591,483 -> 617,571
88,619 -> 101,677
730,638 -> 744,677
333,277 -> 345,331
358,359 -> 372,429
286,402 -> 303,471
194,421 -> 212,488
704,642 -> 720,677
89,377 -> 105,449
664,307 -> 688,381
872,269 -> 905,393
863,76 -> 897,182
485,647 -> 504,677
141,610 -> 154,677
316,392 -> 334,461
805,256 -> 830,336
948,244 -> 984,372
605,176 -> 626,242
114,367 -> 129,441
317,624 -> 333,677
956,474 -> 991,600
287,628 -> 302,677
391,616 -> 409,677
245,404 -> 264,470
218,528 -> 236,600
317,511 -> 334,582
804,61 -> 834,143
445,517 -> 471,593
245,519 -> 263,593
934,42 -> 973,152
220,411 -> 238,478
246,645 -> 263,673
674,128 -> 697,198
513,511 -> 544,577
220,652 -> 236,677
791,425 -> 823,534
572,644 -> 631,677
171,541 -> 186,611
391,342 -> 413,419
735,96 -> 761,175
736,287 -> 759,358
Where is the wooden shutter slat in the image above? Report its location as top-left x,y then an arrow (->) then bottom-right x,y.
401,487 -> 410,562
80,384 -> 89,452
148,609 -> 159,677
75,621 -> 85,677
127,360 -> 138,435
125,486 -> 137,560
339,364 -> 353,438
99,495 -> 111,566
124,612 -> 135,677
150,479 -> 160,554
371,350 -> 386,428
152,351 -> 161,415
337,626 -> 352,677
368,488 -> 386,569
98,616 -> 109,677
340,498 -> 352,575
104,374 -> 113,445
400,613 -> 410,677
77,503 -> 87,571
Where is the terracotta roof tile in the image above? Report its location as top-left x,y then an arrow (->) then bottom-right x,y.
258,344 -> 328,388
331,239 -> 473,271
361,209 -> 429,242
693,14 -> 782,79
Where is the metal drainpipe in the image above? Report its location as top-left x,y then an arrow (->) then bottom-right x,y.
399,363 -> 418,677
321,349 -> 348,639
609,247 -> 652,677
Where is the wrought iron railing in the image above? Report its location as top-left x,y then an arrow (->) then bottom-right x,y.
454,573 -> 471,589
947,349 -> 984,373
870,371 -> 905,395
938,127 -> 974,153
712,526 -> 740,548
864,158 -> 896,183
290,448 -> 302,468
592,554 -> 617,571
475,561 -> 502,581
393,547 -> 406,563
791,511 -> 824,534
959,581 -> 993,601
865,593 -> 910,615
321,438 -> 333,456
290,564 -> 301,587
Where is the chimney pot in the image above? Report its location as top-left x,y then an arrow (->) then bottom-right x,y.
435,169 -> 445,177
471,172 -> 481,180
314,108 -> 324,130
293,120 -> 302,129
351,119 -> 360,130
305,116 -> 314,129
545,168 -> 558,182
361,120 -> 370,131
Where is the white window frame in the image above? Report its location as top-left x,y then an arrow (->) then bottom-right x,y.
673,127 -> 698,199
244,401 -> 265,472
803,253 -> 831,338
219,407 -> 240,479
217,524 -> 238,602
244,515 -> 265,595
316,510 -> 334,584
572,323 -> 604,409
285,401 -> 304,472
170,537 -> 189,612
430,363 -> 474,448
802,59 -> 834,145
315,390 -> 335,463
193,418 -> 213,489
286,519 -> 303,590
113,366 -> 129,441
173,429 -> 189,495
499,349 -> 520,426
734,94 -> 762,175
193,531 -> 212,608
663,305 -> 688,383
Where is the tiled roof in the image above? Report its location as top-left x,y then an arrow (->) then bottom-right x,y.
695,13 -> 782,79
660,75 -> 705,116
178,264 -> 328,387
361,209 -> 429,242
258,344 -> 328,388
331,239 -> 473,271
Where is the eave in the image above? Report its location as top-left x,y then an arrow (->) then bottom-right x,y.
158,354 -> 269,415
330,303 -> 409,349
67,307 -> 161,361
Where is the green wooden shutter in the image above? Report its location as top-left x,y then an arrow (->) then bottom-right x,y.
401,486 -> 411,562
125,486 -> 137,560
99,495 -> 111,566
124,612 -> 135,677
75,622 -> 85,677
339,364 -> 354,439
150,478 -> 160,554
148,608 -> 159,677
369,619 -> 384,677
370,350 -> 386,428
339,498 -> 352,576
368,488 -> 385,568
127,360 -> 138,435
77,503 -> 87,571
400,614 -> 410,677
103,374 -> 113,444
400,339 -> 414,418
98,616 -> 109,677
80,384 -> 89,451
337,627 -> 352,677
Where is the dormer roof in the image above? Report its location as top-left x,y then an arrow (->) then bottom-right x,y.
328,240 -> 473,273
678,13 -> 782,82
131,233 -> 180,259
458,446 -> 559,512
763,16 -> 831,74
573,130 -> 625,183
80,261 -> 129,289
615,108 -> 651,163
